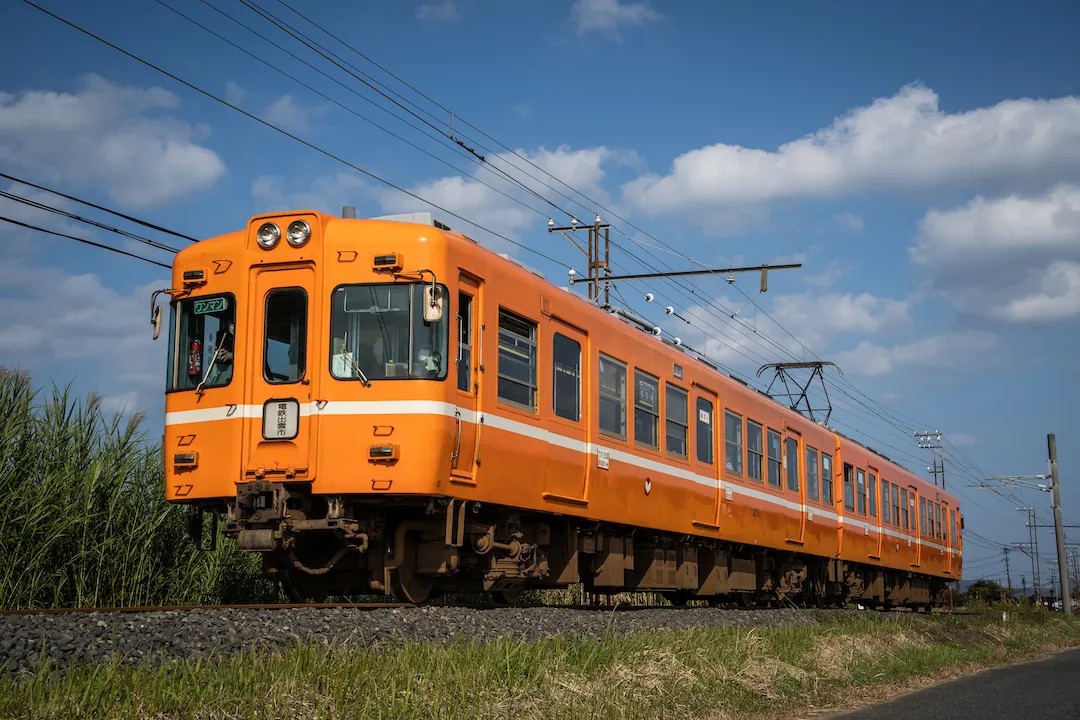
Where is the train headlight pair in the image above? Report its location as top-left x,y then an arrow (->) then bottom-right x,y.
256,220 -> 311,249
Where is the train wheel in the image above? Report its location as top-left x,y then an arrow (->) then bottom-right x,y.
388,533 -> 434,604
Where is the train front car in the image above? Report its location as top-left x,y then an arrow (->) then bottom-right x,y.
161,210 -> 461,602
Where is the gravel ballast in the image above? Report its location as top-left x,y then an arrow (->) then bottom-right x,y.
0,605 -> 840,673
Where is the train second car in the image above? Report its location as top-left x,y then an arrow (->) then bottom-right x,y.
158,209 -> 962,606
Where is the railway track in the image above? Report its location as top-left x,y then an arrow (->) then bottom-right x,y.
0,601 -> 982,616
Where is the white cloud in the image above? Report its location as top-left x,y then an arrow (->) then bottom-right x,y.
0,260 -> 167,413
994,261 -> 1080,321
771,292 -> 911,347
570,0 -> 662,40
836,212 -> 863,231
833,330 -> 999,376
623,84 -> 1080,215
512,103 -> 532,119
224,80 -> 246,105
803,260 -> 846,288
912,186 -> 1080,321
0,75 -> 225,208
913,185 -> 1080,266
417,0 -> 458,22
263,94 -> 323,133
375,144 -> 636,240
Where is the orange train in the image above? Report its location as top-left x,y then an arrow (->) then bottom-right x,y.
157,208 -> 962,605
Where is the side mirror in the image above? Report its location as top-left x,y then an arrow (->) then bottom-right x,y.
151,304 -> 162,341
423,284 -> 444,323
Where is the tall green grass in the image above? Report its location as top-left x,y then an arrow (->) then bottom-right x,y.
0,368 -> 274,610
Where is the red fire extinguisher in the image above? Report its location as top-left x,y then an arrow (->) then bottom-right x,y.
187,337 -> 202,376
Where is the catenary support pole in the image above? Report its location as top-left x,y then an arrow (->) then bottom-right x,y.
1049,434 -> 1072,614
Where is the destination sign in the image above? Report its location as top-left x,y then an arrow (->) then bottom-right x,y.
193,297 -> 227,315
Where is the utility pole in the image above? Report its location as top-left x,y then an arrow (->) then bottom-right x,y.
1003,546 -> 1013,594
1022,575 -> 1028,602
1017,509 -> 1040,597
915,431 -> 945,488
985,435 -> 1071,613
1049,434 -> 1072,614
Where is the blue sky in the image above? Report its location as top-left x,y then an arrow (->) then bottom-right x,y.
1,0 -> 1078,590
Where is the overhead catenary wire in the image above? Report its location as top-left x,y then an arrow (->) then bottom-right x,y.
0,215 -> 172,269
18,0 -> 569,272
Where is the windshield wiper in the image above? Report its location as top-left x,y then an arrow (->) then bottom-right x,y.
341,332 -> 372,388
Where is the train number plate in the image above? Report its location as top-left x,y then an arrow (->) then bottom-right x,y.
263,399 -> 299,440
597,448 -> 610,470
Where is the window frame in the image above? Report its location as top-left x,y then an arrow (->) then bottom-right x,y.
633,369 -> 660,450
456,292 -> 473,393
785,437 -> 800,493
328,282 -> 450,383
892,484 -> 901,527
695,397 -> 714,465
868,472 -> 878,518
900,488 -> 909,530
747,420 -> 764,482
767,429 -> 782,488
598,353 -> 627,440
725,411 -> 744,476
665,383 -> 689,459
805,446 -> 819,502
882,480 -> 891,524
263,286 -> 308,385
856,468 -> 867,516
843,464 -> 855,512
167,292 -> 238,394
552,332 -> 581,422
496,308 -> 539,412
821,453 -> 834,505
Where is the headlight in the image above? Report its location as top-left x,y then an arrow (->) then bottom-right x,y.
286,220 -> 311,247
257,222 -> 281,249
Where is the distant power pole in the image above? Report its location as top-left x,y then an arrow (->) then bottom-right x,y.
915,431 -> 945,488
1003,546 -> 1013,594
1022,576 -> 1028,601
987,434 -> 1071,614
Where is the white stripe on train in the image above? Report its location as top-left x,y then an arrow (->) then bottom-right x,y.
164,399 -> 960,558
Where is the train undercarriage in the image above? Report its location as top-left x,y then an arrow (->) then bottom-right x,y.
196,480 -> 953,608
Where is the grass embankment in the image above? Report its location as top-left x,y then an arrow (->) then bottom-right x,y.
0,368 -> 272,609
3,610 -> 1078,719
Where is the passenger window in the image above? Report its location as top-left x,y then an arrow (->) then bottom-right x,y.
497,309 -> 537,410
856,469 -> 866,515
821,453 -> 833,505
598,354 -> 626,439
634,370 -> 659,449
843,464 -> 855,511
552,333 -> 581,421
456,293 -> 472,392
805,447 -> 819,501
921,498 -> 929,536
725,411 -> 744,475
785,438 -> 799,493
665,385 -> 688,458
936,504 -> 943,539
900,488 -> 909,529
264,288 -> 307,384
747,420 -> 763,481
882,481 -> 891,524
950,510 -> 957,545
892,485 -> 901,527
908,491 -> 916,532
170,293 -> 236,391
869,473 -> 877,518
696,397 -> 714,464
767,430 -> 782,487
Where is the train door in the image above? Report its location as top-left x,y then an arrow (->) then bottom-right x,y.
451,274 -> 481,483
783,430 -> 804,544
242,265 -> 318,483
542,319 -> 589,505
909,485 -> 921,567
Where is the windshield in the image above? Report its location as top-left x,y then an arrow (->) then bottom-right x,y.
168,294 -> 236,392
329,283 -> 448,381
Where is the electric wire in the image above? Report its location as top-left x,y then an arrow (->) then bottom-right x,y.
0,215 -> 172,269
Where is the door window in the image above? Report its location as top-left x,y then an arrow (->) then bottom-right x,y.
552,333 -> 581,421
696,397 -> 714,464
457,293 -> 472,392
264,288 -> 307,384
785,438 -> 799,492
